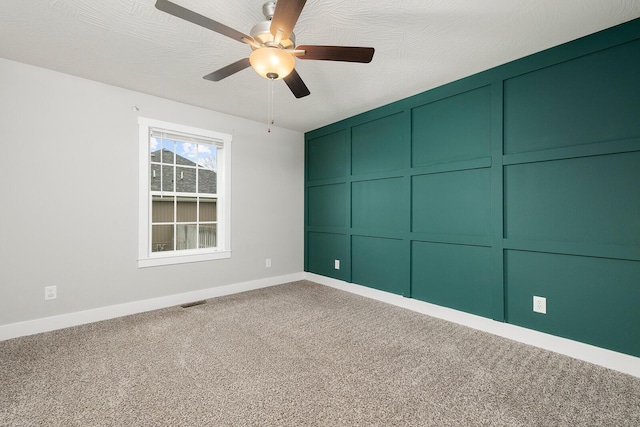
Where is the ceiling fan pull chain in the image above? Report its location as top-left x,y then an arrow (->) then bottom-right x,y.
267,76 -> 275,133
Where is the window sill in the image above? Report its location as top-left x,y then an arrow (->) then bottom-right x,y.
138,250 -> 231,268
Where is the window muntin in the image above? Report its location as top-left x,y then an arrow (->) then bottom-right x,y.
138,118 -> 231,267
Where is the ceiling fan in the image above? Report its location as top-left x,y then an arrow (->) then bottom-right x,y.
155,0 -> 375,99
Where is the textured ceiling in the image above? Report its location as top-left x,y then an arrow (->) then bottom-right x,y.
1,0 -> 639,132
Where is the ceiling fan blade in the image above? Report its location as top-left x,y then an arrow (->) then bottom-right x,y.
296,45 -> 375,63
283,69 -> 310,99
155,0 -> 253,43
270,0 -> 306,41
203,58 -> 251,82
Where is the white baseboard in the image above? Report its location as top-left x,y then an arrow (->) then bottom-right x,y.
306,273 -> 640,378
3,271 -> 638,378
0,273 -> 305,342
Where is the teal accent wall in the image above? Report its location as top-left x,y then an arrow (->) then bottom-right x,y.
305,18 -> 640,357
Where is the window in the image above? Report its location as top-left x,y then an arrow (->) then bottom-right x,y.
138,117 -> 231,267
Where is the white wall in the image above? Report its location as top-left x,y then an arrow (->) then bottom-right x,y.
0,58 -> 304,327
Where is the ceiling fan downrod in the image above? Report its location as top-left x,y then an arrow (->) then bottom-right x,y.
262,1 -> 277,21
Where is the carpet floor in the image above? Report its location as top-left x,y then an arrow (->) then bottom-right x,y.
1,280 -> 639,426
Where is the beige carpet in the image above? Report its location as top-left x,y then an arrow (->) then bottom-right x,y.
1,281 -> 639,426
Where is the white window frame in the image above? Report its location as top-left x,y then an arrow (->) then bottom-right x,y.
137,117 -> 232,268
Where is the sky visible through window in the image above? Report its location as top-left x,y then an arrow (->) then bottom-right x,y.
150,136 -> 217,172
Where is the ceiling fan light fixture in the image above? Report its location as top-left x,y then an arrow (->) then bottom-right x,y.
249,47 -> 295,80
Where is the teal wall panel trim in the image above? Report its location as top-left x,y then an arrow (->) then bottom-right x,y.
307,184 -> 347,228
305,18 -> 640,356
505,250 -> 640,356
412,169 -> 491,238
307,232 -> 348,281
306,130 -> 349,181
412,86 -> 492,166
489,82 -> 505,321
352,112 -> 407,175
412,242 -> 492,318
353,236 -> 409,296
352,178 -> 406,233
503,39 -> 640,155
504,152 -> 640,248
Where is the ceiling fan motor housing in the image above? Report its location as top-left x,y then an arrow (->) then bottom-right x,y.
250,21 -> 295,49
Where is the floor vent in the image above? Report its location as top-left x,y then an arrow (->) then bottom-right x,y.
180,300 -> 206,308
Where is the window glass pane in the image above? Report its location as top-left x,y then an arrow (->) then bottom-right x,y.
150,136 -> 162,163
152,196 -> 174,222
176,141 -> 198,166
199,224 -> 217,248
198,144 -> 217,193
176,224 -> 198,250
161,164 -> 174,192
198,168 -> 216,194
152,224 -> 174,252
159,139 -> 175,164
198,144 -> 217,171
176,197 -> 197,222
199,199 -> 217,222
175,167 -> 197,193
150,164 -> 161,191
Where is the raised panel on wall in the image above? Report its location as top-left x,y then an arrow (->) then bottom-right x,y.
352,112 -> 407,175
307,129 -> 349,181
504,39 -> 640,154
505,250 -> 640,357
307,232 -> 347,280
352,236 -> 409,296
352,178 -> 406,233
305,18 -> 640,358
504,152 -> 640,247
412,169 -> 491,238
412,86 -> 491,166
307,184 -> 347,228
412,241 -> 492,318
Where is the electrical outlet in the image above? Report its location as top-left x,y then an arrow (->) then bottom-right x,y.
45,286 -> 57,301
533,296 -> 546,314
265,258 -> 271,268
334,260 -> 340,270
